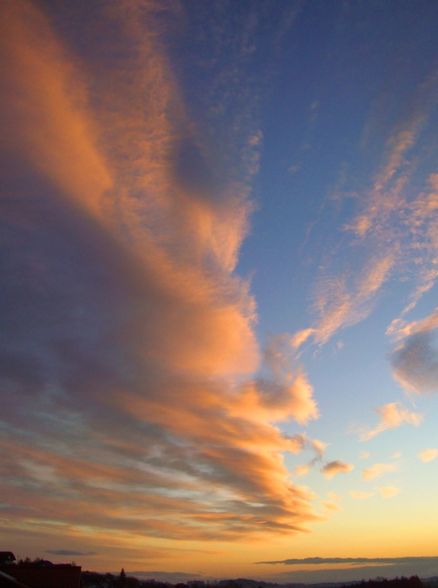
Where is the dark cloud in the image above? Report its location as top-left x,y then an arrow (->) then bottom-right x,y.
256,557 -> 438,584
392,331 -> 438,393
321,460 -> 353,478
257,557 -> 438,565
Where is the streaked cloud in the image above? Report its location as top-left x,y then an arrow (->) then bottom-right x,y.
321,460 -> 354,479
418,448 -> 438,463
256,556 -> 438,566
362,462 -> 398,481
361,402 -> 422,440
2,0 -> 438,573
46,550 -> 97,557
0,0 -> 320,545
260,556 -> 438,584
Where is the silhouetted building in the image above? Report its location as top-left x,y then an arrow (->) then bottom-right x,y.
0,555 -> 15,566
0,570 -> 29,588
0,555 -> 80,588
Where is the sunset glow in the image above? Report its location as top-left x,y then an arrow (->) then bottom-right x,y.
1,0 -> 438,583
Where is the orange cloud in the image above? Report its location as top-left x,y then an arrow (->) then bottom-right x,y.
0,0 -> 320,547
0,0 -> 112,219
361,402 -> 422,440
418,448 -> 438,463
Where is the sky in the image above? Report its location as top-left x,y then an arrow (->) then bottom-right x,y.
1,0 -> 438,583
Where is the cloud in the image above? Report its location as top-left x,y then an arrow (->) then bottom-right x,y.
322,491 -> 341,512
392,330 -> 438,394
46,550 -> 97,557
362,462 -> 398,480
0,0 -> 320,548
321,461 -> 354,479
361,402 -> 422,440
294,72 -> 438,350
294,465 -> 310,477
291,328 -> 315,350
293,255 -> 395,347
259,557 -> 438,584
378,485 -> 400,498
256,556 -> 438,566
389,306 -> 438,340
418,448 -> 438,463
0,0 -> 112,220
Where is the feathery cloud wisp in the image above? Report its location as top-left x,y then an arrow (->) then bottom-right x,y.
293,73 -> 438,351
361,402 -> 422,440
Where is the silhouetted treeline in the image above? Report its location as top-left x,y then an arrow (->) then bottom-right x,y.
80,572 -> 433,588
81,574 -> 288,588
341,578 -> 423,588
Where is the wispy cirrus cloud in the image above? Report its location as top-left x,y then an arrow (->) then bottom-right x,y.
292,72 -> 438,351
